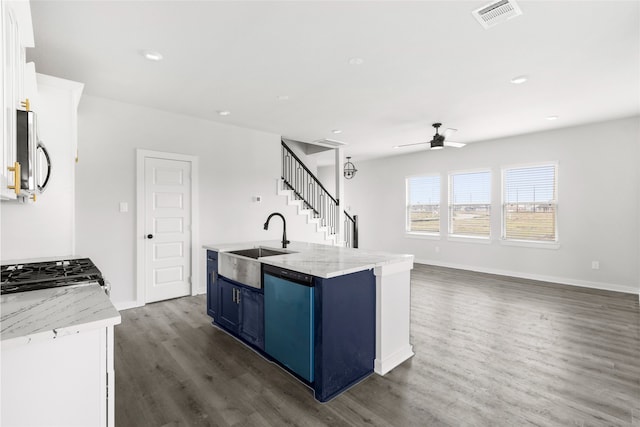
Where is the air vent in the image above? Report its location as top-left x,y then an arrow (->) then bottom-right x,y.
312,138 -> 347,148
472,0 -> 523,29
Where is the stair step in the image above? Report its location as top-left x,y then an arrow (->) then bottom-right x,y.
276,177 -> 343,247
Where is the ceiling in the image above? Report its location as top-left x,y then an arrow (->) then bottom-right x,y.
27,1 -> 640,165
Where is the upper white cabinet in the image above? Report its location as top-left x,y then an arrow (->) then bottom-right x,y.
1,0 -> 34,200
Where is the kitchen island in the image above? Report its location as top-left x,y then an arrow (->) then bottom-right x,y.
1,284 -> 121,426
203,241 -> 414,401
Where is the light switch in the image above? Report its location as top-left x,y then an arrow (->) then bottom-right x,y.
119,202 -> 128,213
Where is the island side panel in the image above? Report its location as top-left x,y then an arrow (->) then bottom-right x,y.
313,269 -> 376,402
374,261 -> 415,375
206,250 -> 218,320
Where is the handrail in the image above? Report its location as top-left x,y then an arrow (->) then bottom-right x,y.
281,141 -> 338,206
281,140 -> 358,248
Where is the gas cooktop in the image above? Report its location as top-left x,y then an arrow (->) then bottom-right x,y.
1,258 -> 104,295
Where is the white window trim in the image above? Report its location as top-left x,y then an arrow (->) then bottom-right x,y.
448,168 -> 492,239
500,239 -> 560,249
447,235 -> 492,244
500,161 -> 559,245
405,232 -> 441,240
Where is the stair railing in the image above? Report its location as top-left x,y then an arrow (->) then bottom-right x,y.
281,141 -> 358,248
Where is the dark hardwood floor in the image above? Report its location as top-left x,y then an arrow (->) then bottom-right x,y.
115,264 -> 640,427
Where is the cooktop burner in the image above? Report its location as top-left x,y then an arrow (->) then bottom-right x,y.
1,258 -> 104,295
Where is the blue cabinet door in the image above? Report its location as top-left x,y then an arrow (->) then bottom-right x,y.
264,273 -> 314,382
218,277 -> 240,334
206,251 -> 218,319
239,287 -> 264,350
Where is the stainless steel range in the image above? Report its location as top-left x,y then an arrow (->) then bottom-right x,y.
0,258 -> 106,295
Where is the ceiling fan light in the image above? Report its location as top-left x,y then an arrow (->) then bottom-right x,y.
430,145 -> 444,150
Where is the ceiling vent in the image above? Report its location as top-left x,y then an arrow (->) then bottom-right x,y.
472,0 -> 523,29
312,138 -> 347,148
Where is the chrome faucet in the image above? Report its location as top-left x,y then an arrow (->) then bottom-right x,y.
264,212 -> 290,249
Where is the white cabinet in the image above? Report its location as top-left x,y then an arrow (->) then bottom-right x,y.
0,0 -> 33,200
1,326 -> 116,427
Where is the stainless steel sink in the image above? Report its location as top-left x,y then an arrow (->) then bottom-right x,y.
227,247 -> 290,259
219,247 -> 295,289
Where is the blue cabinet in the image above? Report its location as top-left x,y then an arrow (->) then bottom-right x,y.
218,277 -> 240,334
313,269 -> 376,402
206,251 -> 218,319
205,253 -> 375,402
239,287 -> 264,350
214,275 -> 265,351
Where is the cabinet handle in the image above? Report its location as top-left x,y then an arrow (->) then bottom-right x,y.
7,162 -> 21,195
232,288 -> 236,303
236,290 -> 240,304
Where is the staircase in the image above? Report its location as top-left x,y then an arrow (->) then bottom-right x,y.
279,141 -> 358,248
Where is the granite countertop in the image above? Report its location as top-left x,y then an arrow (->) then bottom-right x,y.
203,241 -> 414,278
1,284 -> 121,348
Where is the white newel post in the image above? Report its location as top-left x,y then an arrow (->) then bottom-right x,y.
335,146 -> 345,246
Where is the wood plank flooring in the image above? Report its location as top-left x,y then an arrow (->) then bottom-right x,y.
115,264 -> 640,427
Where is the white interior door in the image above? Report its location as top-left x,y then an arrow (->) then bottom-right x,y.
144,157 -> 192,303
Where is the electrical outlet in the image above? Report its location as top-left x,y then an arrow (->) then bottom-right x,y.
435,246 -> 440,253
119,202 -> 128,213
591,261 -> 600,270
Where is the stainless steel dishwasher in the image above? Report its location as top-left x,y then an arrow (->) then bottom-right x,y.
263,264 -> 314,383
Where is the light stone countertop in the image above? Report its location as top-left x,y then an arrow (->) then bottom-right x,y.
1,283 -> 121,348
203,240 -> 414,278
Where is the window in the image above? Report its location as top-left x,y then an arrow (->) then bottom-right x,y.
503,164 -> 557,242
406,175 -> 440,234
449,171 -> 491,238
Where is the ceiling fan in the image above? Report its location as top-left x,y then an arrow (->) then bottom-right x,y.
394,123 -> 466,150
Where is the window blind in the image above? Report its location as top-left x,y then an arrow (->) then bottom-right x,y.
449,171 -> 491,237
406,175 -> 440,233
503,164 -> 557,242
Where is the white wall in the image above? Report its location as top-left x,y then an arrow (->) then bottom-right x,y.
76,95 -> 326,307
1,75 -> 79,261
322,116 -> 640,294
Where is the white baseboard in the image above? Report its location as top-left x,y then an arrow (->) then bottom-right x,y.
374,345 -> 414,376
413,258 -> 639,295
112,300 -> 141,312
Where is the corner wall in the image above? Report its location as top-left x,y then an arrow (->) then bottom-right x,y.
76,95 -> 326,307
324,116 -> 640,294
1,75 -> 80,261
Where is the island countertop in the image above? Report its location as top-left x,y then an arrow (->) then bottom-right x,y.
1,284 -> 121,348
203,241 -> 414,278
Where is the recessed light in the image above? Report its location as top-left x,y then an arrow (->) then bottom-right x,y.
546,115 -> 559,121
217,110 -> 231,116
331,129 -> 342,134
510,75 -> 528,84
277,95 -> 289,101
348,57 -> 364,65
142,50 -> 163,61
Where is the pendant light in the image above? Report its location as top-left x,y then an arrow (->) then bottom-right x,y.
343,157 -> 357,179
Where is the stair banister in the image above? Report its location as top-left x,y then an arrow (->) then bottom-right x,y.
280,141 -> 358,248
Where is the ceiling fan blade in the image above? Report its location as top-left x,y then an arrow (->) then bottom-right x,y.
444,141 -> 466,148
442,128 -> 458,139
393,141 -> 429,148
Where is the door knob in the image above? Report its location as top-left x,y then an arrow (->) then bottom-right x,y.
147,234 -> 153,239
